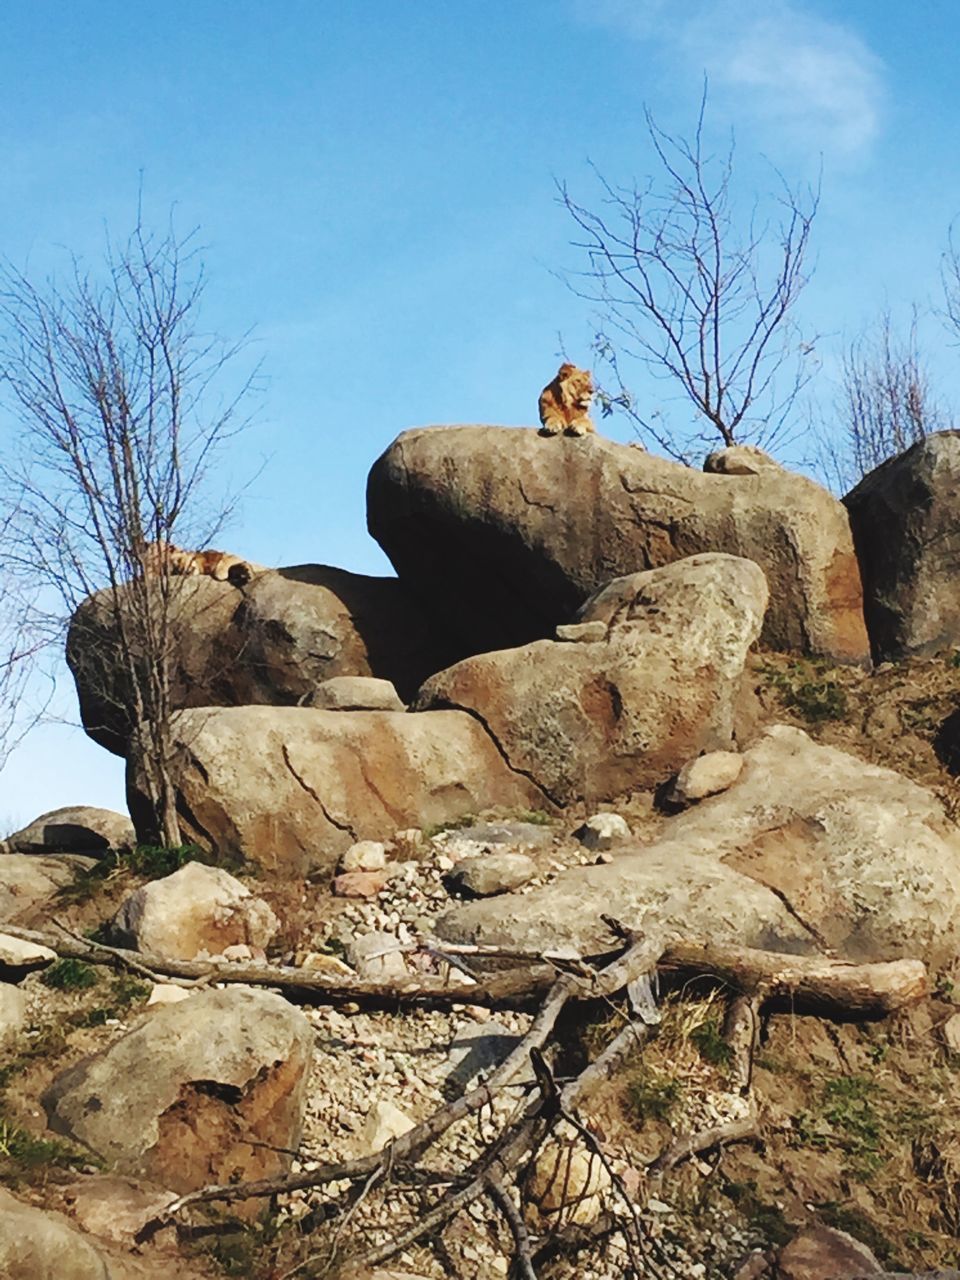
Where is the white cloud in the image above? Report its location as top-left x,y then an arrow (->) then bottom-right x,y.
577,0 -> 884,157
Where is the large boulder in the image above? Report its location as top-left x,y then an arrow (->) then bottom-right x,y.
0,854 -> 97,925
0,1186 -> 111,1280
437,845 -> 810,956
222,564 -> 452,706
67,575 -> 245,756
67,566 -> 451,756
128,706 -> 551,874
43,987 -> 312,1198
437,724 -> 960,966
845,431 -> 960,661
414,554 -> 768,804
367,426 -> 869,664
111,861 -> 280,960
4,805 -> 134,857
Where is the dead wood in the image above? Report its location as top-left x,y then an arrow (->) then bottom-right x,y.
660,941 -> 928,1014
2,925 -> 926,1019
647,1108 -> 759,1175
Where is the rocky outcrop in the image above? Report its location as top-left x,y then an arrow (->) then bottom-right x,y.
67,575 -> 243,756
129,706 -> 551,874
0,854 -> 96,925
68,566 -> 450,755
43,987 -> 312,1200
0,1186 -> 112,1280
437,844 -> 810,955
437,724 -> 960,965
4,805 -> 134,857
111,862 -> 279,960
223,564 -> 450,705
415,554 -> 768,804
367,426 -> 869,663
845,431 -> 960,661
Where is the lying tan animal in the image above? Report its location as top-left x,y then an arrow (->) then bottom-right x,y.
538,362 -> 595,436
140,541 -> 256,587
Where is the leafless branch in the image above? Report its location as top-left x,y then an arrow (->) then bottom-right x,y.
0,211 -> 258,843
558,83 -> 819,461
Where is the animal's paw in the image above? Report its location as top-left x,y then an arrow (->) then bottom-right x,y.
538,421 -> 563,436
564,417 -> 594,437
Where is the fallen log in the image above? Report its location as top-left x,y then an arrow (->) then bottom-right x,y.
0,926 -> 928,1017
660,941 -> 928,1015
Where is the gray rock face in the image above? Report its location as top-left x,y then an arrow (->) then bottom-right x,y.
0,854 -> 97,925
0,983 -> 27,1045
4,805 -> 134,856
224,565 -> 450,705
129,706 -> 551,875
67,566 -> 451,756
312,675 -> 405,710
67,575 -> 244,756
438,724 -> 960,966
0,1186 -> 110,1280
774,1224 -> 882,1278
845,431 -> 960,661
43,987 -> 312,1195
415,554 -> 768,805
436,846 -> 809,956
111,861 -> 279,960
367,426 -> 869,664
446,851 -> 537,896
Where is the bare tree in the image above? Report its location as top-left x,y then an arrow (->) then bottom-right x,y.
836,307 -> 943,488
0,506 -> 49,778
0,215 -> 255,846
559,88 -> 819,462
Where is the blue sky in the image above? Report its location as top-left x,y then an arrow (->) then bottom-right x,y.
1,0 -> 959,828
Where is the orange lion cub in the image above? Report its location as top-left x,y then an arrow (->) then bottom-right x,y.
140,541 -> 254,587
538,362 -> 595,437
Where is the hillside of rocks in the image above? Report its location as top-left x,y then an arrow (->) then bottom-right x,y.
5,429 -> 960,1278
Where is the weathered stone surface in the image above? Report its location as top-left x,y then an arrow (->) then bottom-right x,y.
111,862 -> 279,961
5,805 -> 134,856
662,724 -> 960,965
439,724 -> 960,965
43,987 -> 312,1197
415,554 -> 767,805
361,1099 -> 414,1154
339,840 -> 388,872
67,575 -> 244,756
671,750 -> 744,804
525,1133 -> 612,1227
61,1175 -> 178,1246
845,431 -> 960,661
0,854 -> 96,925
704,444 -> 783,475
348,932 -> 409,981
332,869 -> 389,898
775,1224 -> 882,1278
436,845 -> 808,956
225,565 -> 448,705
943,1012 -> 960,1054
312,675 -> 406,711
0,1186 -> 111,1280
0,931 -> 56,977
131,706 -> 549,875
575,813 -> 631,850
367,426 -> 868,663
68,567 -> 450,756
0,983 -> 27,1045
447,850 -> 536,896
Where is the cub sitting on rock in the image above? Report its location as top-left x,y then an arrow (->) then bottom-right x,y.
538,362 -> 595,437
140,541 -> 255,587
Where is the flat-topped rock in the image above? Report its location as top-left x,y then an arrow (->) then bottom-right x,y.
368,426 -> 869,664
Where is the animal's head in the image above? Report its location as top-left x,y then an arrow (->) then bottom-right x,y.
561,364 -> 594,409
